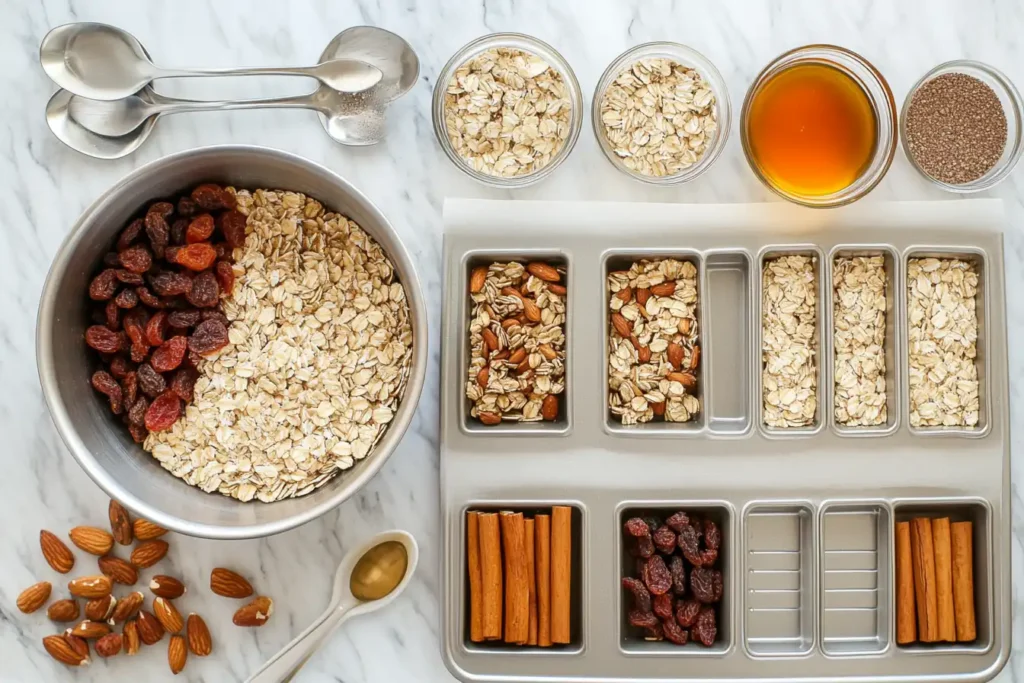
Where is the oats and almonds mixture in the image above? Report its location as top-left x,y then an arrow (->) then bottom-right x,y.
466,261 -> 566,424
608,259 -> 701,425
762,255 -> 818,428
599,58 -> 718,178
147,189 -> 414,502
833,256 -> 888,427
444,47 -> 572,178
907,257 -> 980,428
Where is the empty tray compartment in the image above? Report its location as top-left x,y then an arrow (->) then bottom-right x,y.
819,503 -> 890,655
743,503 -> 815,656
706,251 -> 753,436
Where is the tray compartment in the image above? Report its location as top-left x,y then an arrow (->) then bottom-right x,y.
604,251 -> 707,434
819,502 -> 891,655
827,246 -> 900,436
706,251 -> 753,436
742,503 -> 815,656
756,246 -> 825,437
461,252 -> 571,435
902,248 -> 989,436
617,503 -> 733,655
461,502 -> 586,654
892,500 -> 992,654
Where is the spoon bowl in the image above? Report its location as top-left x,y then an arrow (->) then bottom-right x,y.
46,87 -> 154,160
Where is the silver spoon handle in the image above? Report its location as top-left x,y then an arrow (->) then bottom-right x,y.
150,92 -> 323,117
245,604 -> 354,683
153,65 -> 320,81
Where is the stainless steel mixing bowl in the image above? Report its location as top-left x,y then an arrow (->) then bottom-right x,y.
36,146 -> 428,539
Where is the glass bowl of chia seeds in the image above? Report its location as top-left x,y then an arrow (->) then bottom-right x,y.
901,60 -> 1023,193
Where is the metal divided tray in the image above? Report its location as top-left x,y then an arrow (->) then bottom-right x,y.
439,199 -> 1010,683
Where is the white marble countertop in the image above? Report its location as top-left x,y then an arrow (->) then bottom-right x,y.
1,0 -> 1021,681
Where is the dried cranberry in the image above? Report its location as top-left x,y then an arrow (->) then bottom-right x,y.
144,391 -> 182,432
186,271 -> 219,308
85,326 -> 123,353
217,209 -> 247,248
144,311 -> 169,346
174,243 -> 217,272
118,245 -> 153,273
137,363 -> 166,397
150,336 -> 188,372
622,576 -> 651,613
186,214 -> 215,243
653,592 -> 674,621
114,288 -> 138,309
167,309 -> 202,329
150,271 -> 192,297
214,260 -> 235,296
675,599 -> 701,628
89,269 -> 119,301
116,219 -> 144,251
642,555 -> 672,596
692,606 -> 717,647
188,318 -> 229,356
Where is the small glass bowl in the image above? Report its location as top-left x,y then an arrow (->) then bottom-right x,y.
901,60 -> 1024,193
741,44 -> 897,208
431,33 -> 583,188
591,42 -> 731,185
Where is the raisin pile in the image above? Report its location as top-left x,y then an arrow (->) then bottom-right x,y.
622,511 -> 723,646
85,183 -> 244,443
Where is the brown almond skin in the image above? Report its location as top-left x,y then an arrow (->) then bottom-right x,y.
84,594 -> 116,622
650,281 -> 676,296
508,348 -> 527,365
108,500 -> 133,546
98,555 -> 138,585
94,632 -> 122,657
40,530 -> 75,574
667,342 -> 684,370
476,367 -> 489,388
123,620 -> 140,655
233,596 -> 273,627
130,540 -> 169,568
611,312 -> 632,338
541,395 -> 559,421
652,401 -> 666,416
111,591 -> 144,622
62,630 -> 90,660
549,283 -> 567,295
72,620 -> 111,639
68,574 -> 112,599
150,575 -> 186,599
638,345 -> 652,363
153,597 -> 184,633
43,634 -> 87,667
666,372 -> 697,390
168,634 -> 187,674
689,345 -> 701,372
526,262 -> 561,282
615,287 -> 632,302
47,599 -> 80,622
469,266 -> 487,294
636,287 -> 651,307
16,581 -> 51,614
210,567 -> 254,599
186,613 -> 212,656
481,329 -> 499,354
477,412 -> 501,426
69,526 -> 114,556
132,519 -> 168,541
522,298 -> 542,322
137,610 -> 165,645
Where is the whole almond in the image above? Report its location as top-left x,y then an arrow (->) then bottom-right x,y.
132,519 -> 168,541
186,613 -> 212,656
108,500 -> 133,546
650,281 -> 676,297
500,317 -> 518,330
636,287 -> 651,307
538,344 -> 557,361
522,297 -> 541,323
68,575 -> 112,599
40,530 -> 75,574
94,632 -> 122,658
153,597 -> 184,633
678,318 -> 692,336
476,367 -> 488,388
689,345 -> 701,372
84,594 -> 116,622
42,634 -> 87,667
611,312 -> 632,338
481,328 -> 499,354
69,526 -> 114,556
666,372 -> 697,390
233,596 -> 273,627
17,581 -> 52,614
615,287 -> 632,303
515,357 -> 531,374
111,591 -> 144,622
548,283 -> 567,296
48,598 -> 80,622
168,634 -> 187,674
130,540 -> 169,568
638,345 -> 652,363
667,342 -> 684,370
150,575 -> 186,599
508,348 -> 527,365
62,629 -> 90,661
526,262 -> 561,282
540,395 -> 558,421
469,266 -> 487,294
98,555 -> 138,585
137,610 -> 165,645
123,620 -> 140,655
210,567 -> 254,598
477,412 -> 501,425
501,285 -> 524,301
72,620 -> 111,639
492,349 -> 510,361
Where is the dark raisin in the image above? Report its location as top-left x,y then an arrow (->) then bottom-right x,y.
176,196 -> 197,217
114,288 -> 138,309
150,336 -> 188,372
135,286 -> 168,309
127,422 -> 148,443
150,271 -> 192,297
703,519 -> 721,551
144,311 -> 169,346
123,310 -> 147,346
218,209 -> 247,248
127,396 -> 148,426
621,576 -> 651,613
91,307 -> 107,326
653,592 -> 674,620
109,356 -> 130,379
669,555 -> 687,596
169,365 -> 199,403
692,606 -> 717,647
199,310 -> 229,326
119,245 -> 153,273
85,326 -> 123,353
116,219 -> 144,251
144,212 -> 169,259
642,555 -> 672,596
103,252 -> 121,267
129,342 -> 148,363
121,371 -> 138,406
137,363 -> 166,397
186,214 -> 215,243
147,201 -> 174,218
664,511 -> 691,532
114,269 -> 145,285
175,243 -> 217,272
214,260 -> 235,296
628,610 -> 660,630
214,243 -> 230,260
675,599 -> 701,628
624,517 -> 651,538
643,622 -> 664,641
167,309 -> 202,329
104,300 -> 121,330
186,271 -> 219,308
165,245 -> 181,264
91,370 -> 123,414
169,218 -> 188,246
188,318 -> 229,356
642,516 -> 661,533
191,183 -> 228,210
653,525 -> 677,555
689,567 -> 723,604
662,617 -> 689,645
89,269 -> 120,301
677,524 -> 702,567
144,391 -> 182,432
636,535 -> 655,559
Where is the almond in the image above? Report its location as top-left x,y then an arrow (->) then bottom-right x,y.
636,287 -> 651,307
667,342 -> 684,370
678,318 -> 692,336
98,555 -> 138,585
123,620 -> 140,655
651,401 -> 666,416
638,345 -> 652,363
209,567 -> 254,599
132,518 -> 168,541
68,575 -> 112,599
233,596 -> 273,627
153,597 -> 184,633
538,343 -> 557,361
615,286 -> 632,303
628,334 -> 642,352
94,632 -> 122,658
611,312 -> 632,338
186,613 -> 212,656
130,540 -> 169,568
492,349 -> 509,360
168,634 -> 187,674
481,328 -> 499,354
69,526 -> 114,556
476,367 -> 488,388
17,581 -> 51,614
522,297 -> 541,323
526,262 -> 561,282
111,591 -> 144,622
477,412 -> 501,425
137,610 -> 165,645
469,266 -> 487,294
150,575 -> 186,599
62,629 -> 90,661
548,283 -> 567,295
508,348 -> 527,365
72,620 -> 111,639
666,372 -> 697,390
43,634 -> 88,667
47,598 -> 80,622
540,395 -> 558,421
108,500 -> 133,546
84,594 -> 116,622
650,281 -> 676,296
500,317 -> 518,330
40,530 -> 75,574
515,357 -> 531,374
501,285 -> 524,301
689,345 -> 701,372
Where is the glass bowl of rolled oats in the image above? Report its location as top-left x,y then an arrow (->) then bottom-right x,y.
433,33 -> 583,187
592,42 -> 731,185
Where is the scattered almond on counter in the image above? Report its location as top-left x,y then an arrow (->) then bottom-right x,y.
72,619 -> 111,639
40,530 -> 75,573
210,567 -> 254,598
108,500 -> 134,546
84,594 -> 116,622
99,555 -> 138,585
42,634 -> 88,667
47,599 -> 80,622
69,526 -> 115,556
123,619 -> 140,655
153,597 -> 184,633
130,540 -> 169,568
68,575 -> 112,599
168,634 -> 187,674
132,518 -> 168,541
95,632 -> 123,657
137,609 -> 165,645
186,613 -> 212,656
16,582 -> 52,614
150,575 -> 186,599
233,596 -> 274,627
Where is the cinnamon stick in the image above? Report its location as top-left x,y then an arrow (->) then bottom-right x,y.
500,512 -> 529,644
535,514 -> 552,646
932,518 -> 956,642
895,521 -> 917,644
951,521 -> 977,642
467,512 -> 484,642
551,506 -> 572,644
478,512 -> 503,640
910,517 -> 939,642
525,518 -> 538,646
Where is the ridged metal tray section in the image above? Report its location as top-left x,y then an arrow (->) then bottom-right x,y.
440,199 -> 1009,683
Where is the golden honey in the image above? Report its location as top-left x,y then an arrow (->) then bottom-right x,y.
745,63 -> 877,197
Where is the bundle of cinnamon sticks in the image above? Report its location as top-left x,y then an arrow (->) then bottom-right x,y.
466,506 -> 573,646
896,516 -> 976,645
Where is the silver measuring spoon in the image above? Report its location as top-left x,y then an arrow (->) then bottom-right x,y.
245,530 -> 418,683
40,22 -> 383,100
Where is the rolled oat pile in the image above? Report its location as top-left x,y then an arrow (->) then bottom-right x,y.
146,189 -> 414,502
833,256 -> 887,427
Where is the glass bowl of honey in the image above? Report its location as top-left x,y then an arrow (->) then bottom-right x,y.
741,45 -> 897,207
